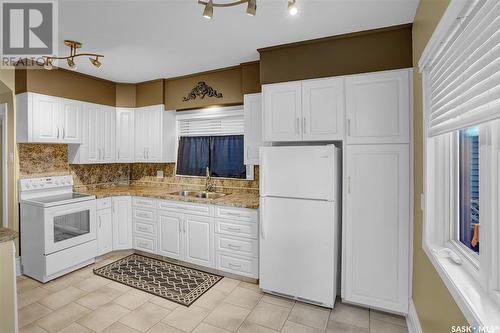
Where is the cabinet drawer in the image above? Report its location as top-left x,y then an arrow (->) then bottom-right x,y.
215,219 -> 258,239
133,208 -> 155,221
134,236 -> 156,253
216,252 -> 258,278
215,234 -> 258,258
134,220 -> 157,237
97,198 -> 111,210
158,200 -> 211,216
215,206 -> 258,223
133,197 -> 156,209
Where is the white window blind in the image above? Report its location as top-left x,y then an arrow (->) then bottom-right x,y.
178,115 -> 244,137
427,0 -> 500,137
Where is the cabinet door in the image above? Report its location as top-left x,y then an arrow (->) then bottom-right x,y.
263,82 -> 302,142
244,93 -> 263,165
97,209 -> 113,256
60,99 -> 82,143
31,94 -> 60,142
157,211 -> 184,260
134,109 -> 148,161
302,77 -> 344,141
345,70 -> 410,144
116,108 -> 135,162
344,144 -> 409,313
85,104 -> 100,163
147,106 -> 163,162
184,214 -> 214,268
112,197 -> 132,250
100,106 -> 116,163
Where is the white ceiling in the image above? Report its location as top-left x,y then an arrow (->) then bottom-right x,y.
56,0 -> 419,83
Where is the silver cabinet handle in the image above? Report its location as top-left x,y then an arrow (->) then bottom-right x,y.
226,226 -> 241,232
226,212 -> 241,217
137,212 -> 149,218
137,226 -> 149,232
98,215 -> 102,228
228,262 -> 241,268
347,119 -> 351,136
178,221 -> 182,233
183,219 -> 187,233
347,176 -> 351,194
227,244 -> 241,249
56,127 -> 60,139
303,117 -> 306,133
117,149 -> 120,160
295,117 -> 300,134
62,127 -> 65,139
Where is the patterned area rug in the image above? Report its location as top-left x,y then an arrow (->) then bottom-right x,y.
93,254 -> 222,306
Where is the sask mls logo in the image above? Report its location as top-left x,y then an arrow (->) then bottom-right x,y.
1,0 -> 56,59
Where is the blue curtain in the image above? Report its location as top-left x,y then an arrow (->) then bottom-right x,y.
176,136 -> 209,176
209,135 -> 246,179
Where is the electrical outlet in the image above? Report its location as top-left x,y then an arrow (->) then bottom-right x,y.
156,170 -> 164,178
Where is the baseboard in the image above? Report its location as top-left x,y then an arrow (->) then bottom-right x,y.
16,257 -> 22,276
406,299 -> 423,333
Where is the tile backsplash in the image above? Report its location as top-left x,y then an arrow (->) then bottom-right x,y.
18,144 -> 259,194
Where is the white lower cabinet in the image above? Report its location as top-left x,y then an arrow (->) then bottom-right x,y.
97,204 -> 113,256
96,195 -> 258,279
157,211 -> 184,260
344,144 -> 410,314
184,214 -> 214,268
112,197 -> 133,250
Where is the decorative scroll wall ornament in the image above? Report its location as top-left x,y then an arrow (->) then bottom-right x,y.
182,81 -> 223,101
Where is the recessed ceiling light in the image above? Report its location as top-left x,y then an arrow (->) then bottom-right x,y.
288,0 -> 298,15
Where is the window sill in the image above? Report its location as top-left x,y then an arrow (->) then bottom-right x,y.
423,242 -> 500,326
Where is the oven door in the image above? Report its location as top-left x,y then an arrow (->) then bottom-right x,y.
44,200 -> 97,255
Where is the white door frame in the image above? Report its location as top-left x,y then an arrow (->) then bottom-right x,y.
0,103 -> 8,228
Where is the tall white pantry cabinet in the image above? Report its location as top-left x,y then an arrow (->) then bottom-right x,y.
261,68 -> 411,314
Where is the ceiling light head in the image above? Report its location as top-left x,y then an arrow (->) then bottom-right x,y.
43,58 -> 53,70
90,56 -> 102,68
67,57 -> 77,70
203,0 -> 213,19
288,0 -> 298,16
246,0 -> 256,16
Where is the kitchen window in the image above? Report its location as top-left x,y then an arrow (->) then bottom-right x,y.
420,0 -> 500,324
175,107 -> 252,179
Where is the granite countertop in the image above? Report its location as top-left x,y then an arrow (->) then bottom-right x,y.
0,227 -> 18,243
80,185 -> 260,209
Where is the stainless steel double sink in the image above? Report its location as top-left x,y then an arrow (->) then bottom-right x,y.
168,190 -> 227,199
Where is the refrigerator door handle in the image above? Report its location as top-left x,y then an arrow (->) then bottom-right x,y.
260,200 -> 266,240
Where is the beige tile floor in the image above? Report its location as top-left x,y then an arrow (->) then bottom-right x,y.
17,252 -> 409,333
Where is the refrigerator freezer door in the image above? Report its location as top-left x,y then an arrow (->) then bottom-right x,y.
260,145 -> 338,201
259,197 -> 337,307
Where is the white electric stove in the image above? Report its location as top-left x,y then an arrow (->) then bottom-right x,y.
20,175 -> 97,282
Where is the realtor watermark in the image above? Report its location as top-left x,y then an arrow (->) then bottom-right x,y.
451,325 -> 500,333
0,0 -> 58,68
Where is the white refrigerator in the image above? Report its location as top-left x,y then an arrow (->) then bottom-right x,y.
259,145 -> 341,308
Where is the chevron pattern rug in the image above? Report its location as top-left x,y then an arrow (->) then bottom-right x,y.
93,254 -> 222,306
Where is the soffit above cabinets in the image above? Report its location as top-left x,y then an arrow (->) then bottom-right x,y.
57,0 -> 419,83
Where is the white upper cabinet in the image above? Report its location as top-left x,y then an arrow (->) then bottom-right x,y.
134,105 -> 176,163
344,144 -> 410,313
69,103 -> 116,164
17,92 -> 82,144
345,69 -> 410,144
263,82 -> 302,142
302,77 -> 344,141
116,108 -> 135,162
263,78 -> 345,142
244,93 -> 263,165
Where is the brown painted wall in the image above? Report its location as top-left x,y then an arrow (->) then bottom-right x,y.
241,61 -> 261,94
259,24 -> 412,84
136,80 -> 164,107
116,83 -> 136,108
15,68 -> 116,106
164,66 -> 244,111
412,1 -> 468,331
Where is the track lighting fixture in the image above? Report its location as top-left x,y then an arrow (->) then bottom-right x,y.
246,0 -> 256,16
203,0 -> 213,19
89,56 -> 102,68
67,57 -> 77,69
288,0 -> 298,15
42,40 -> 104,71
